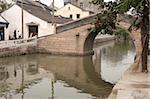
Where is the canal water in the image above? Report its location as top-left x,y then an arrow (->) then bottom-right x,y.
0,40 -> 135,99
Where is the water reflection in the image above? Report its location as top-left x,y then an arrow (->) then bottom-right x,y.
94,41 -> 135,84
0,54 -> 112,99
0,40 -> 135,99
38,54 -> 113,99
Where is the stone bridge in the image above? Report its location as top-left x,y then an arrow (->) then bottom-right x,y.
38,14 -> 99,55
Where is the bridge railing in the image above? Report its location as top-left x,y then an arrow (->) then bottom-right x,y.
56,14 -> 97,33
0,37 -> 37,49
56,14 -> 136,33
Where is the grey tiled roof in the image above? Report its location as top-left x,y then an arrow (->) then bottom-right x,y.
16,0 -> 72,24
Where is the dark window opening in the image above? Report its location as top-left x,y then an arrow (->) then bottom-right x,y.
89,3 -> 92,7
0,27 -> 4,41
68,7 -> 70,10
76,0 -> 79,4
70,14 -> 73,18
77,14 -> 80,19
64,2 -> 71,5
28,25 -> 38,38
80,2 -> 83,8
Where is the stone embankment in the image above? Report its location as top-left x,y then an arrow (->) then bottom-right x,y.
108,56 -> 150,99
0,46 -> 36,57
0,37 -> 37,57
0,34 -> 115,57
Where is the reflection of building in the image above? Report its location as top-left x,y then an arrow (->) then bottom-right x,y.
0,57 -> 55,99
26,63 -> 39,75
0,66 -> 8,81
0,62 -> 54,99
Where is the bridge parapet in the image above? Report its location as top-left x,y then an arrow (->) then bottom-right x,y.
56,14 -> 97,33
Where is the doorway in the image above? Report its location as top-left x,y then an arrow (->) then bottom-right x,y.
0,27 -> 4,41
28,25 -> 38,38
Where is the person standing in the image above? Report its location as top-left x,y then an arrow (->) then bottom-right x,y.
14,30 -> 17,39
17,30 -> 22,39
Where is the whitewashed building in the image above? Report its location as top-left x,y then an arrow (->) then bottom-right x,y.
1,0 -> 72,39
63,0 -> 101,13
55,3 -> 94,20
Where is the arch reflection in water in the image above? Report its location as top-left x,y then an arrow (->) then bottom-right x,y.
94,40 -> 135,84
0,40 -> 135,99
39,54 -> 113,99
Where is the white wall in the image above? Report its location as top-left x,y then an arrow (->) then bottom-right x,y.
5,27 -> 9,40
2,5 -> 55,39
55,4 -> 90,20
2,5 -> 21,39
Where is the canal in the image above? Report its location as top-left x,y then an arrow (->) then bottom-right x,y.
0,40 -> 135,99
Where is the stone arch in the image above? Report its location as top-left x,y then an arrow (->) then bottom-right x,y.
83,30 -> 99,55
38,25 -> 100,56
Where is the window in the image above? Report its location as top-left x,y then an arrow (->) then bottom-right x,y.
70,14 -> 73,18
80,2 -> 83,8
89,3 -> 92,7
64,2 -> 67,5
64,1 -> 71,5
76,14 -> 80,19
76,0 -> 79,4
68,7 -> 70,10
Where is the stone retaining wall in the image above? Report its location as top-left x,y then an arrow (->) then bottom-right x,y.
0,38 -> 37,57
0,46 -> 37,58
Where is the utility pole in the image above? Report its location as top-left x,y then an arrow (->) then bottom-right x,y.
21,0 -> 24,39
52,0 -> 55,25
52,0 -> 56,33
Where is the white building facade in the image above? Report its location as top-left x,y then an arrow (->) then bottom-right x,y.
55,3 -> 93,20
1,0 -> 72,40
63,0 -> 101,13
2,5 -> 55,39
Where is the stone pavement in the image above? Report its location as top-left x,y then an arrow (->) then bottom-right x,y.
108,56 -> 150,99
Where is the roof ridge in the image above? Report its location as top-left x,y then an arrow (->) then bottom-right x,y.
3,0 -> 72,24
16,0 -> 52,11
